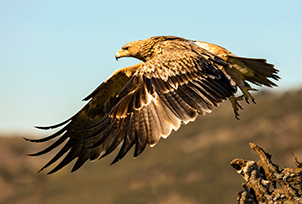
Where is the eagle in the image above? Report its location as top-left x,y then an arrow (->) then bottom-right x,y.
25,36 -> 280,174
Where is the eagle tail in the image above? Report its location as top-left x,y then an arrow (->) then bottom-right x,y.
228,56 -> 280,87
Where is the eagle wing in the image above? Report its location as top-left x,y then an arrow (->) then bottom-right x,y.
26,40 -> 236,174
73,41 -> 235,169
25,63 -> 141,174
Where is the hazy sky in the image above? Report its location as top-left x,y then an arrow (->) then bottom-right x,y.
1,1 -> 301,134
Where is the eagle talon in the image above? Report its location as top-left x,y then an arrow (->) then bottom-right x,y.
229,95 -> 244,119
234,110 -> 240,120
245,97 -> 250,104
240,86 -> 258,105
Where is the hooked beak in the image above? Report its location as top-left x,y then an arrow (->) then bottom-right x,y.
115,50 -> 122,61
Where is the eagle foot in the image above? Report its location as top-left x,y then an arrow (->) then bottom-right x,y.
240,87 -> 258,104
229,95 -> 244,120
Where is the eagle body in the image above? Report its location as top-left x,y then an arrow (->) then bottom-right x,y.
26,36 -> 279,174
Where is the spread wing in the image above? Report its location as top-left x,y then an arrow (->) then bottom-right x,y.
26,41 -> 236,174
24,63 -> 141,174
79,41 -> 236,168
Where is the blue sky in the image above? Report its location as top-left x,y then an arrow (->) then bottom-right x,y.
1,1 -> 301,134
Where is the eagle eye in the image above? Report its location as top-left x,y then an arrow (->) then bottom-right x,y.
122,45 -> 131,51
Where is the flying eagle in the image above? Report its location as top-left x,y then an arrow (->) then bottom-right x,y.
25,36 -> 280,174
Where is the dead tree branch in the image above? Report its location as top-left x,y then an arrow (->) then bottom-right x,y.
231,143 -> 302,204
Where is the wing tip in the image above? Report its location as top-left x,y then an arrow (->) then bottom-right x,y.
34,125 -> 52,130
23,136 -> 48,143
110,158 -> 120,165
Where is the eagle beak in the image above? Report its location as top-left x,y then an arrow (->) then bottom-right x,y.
115,50 -> 122,61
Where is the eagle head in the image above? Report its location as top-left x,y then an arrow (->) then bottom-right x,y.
115,38 -> 154,62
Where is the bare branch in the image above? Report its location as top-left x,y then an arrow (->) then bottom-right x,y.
231,143 -> 302,204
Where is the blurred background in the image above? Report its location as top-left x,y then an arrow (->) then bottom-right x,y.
1,1 -> 301,203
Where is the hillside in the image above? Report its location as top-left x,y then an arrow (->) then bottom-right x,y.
0,89 -> 302,204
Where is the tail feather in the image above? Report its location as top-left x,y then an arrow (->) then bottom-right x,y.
228,56 -> 280,87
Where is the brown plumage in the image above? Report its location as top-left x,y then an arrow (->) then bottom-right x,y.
25,36 -> 279,174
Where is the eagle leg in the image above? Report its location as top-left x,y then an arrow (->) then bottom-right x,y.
229,95 -> 244,120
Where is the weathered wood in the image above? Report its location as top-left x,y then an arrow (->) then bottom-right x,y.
231,143 -> 302,204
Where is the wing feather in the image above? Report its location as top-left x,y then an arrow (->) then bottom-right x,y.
38,139 -> 73,173
133,111 -> 147,157
111,113 -> 136,164
72,137 -> 102,172
177,84 -> 211,114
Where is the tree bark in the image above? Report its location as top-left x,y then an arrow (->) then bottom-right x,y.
231,143 -> 302,204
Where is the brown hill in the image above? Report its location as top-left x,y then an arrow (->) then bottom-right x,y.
0,89 -> 302,204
